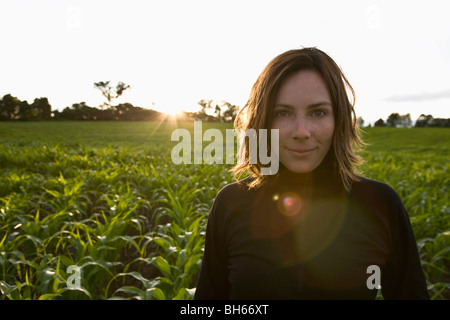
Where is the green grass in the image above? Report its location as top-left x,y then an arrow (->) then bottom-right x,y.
0,122 -> 449,299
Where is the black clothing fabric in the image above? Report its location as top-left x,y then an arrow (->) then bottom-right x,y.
194,164 -> 429,300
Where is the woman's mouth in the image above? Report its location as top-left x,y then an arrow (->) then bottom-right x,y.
285,147 -> 317,157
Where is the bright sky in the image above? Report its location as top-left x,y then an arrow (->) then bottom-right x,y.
1,0 -> 450,123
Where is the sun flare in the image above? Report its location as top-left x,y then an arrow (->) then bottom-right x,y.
157,102 -> 186,118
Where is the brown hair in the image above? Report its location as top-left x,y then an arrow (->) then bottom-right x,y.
231,47 -> 364,191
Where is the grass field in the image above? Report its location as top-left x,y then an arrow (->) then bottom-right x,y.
0,121 -> 449,299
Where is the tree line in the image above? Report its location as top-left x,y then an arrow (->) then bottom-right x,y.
373,113 -> 450,128
0,80 -> 447,126
0,81 -> 240,122
0,93 -> 163,121
0,93 -> 239,122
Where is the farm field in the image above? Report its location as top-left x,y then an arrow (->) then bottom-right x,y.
0,121 -> 449,300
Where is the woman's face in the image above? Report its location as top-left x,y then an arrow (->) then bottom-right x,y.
271,70 -> 335,174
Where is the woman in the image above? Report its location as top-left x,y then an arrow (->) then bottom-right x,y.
194,47 -> 429,299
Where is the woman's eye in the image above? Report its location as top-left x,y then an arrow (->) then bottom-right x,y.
312,110 -> 326,117
275,110 -> 290,117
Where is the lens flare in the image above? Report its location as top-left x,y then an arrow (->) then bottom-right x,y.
277,192 -> 303,217
292,199 -> 346,264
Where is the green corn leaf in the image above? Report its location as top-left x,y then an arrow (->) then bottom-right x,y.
151,256 -> 172,277
147,287 -> 165,300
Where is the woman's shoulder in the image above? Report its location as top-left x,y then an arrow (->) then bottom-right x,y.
350,176 -> 404,208
215,177 -> 257,199
212,176 -> 261,210
348,177 -> 411,233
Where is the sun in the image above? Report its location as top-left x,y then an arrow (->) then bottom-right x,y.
166,107 -> 184,116
157,103 -> 187,126
157,102 -> 185,117
166,109 -> 184,121
163,105 -> 185,118
147,103 -> 187,137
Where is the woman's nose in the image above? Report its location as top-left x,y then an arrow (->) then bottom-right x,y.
292,117 -> 311,140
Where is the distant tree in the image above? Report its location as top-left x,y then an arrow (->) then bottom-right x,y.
357,116 -> 364,127
415,114 -> 434,127
430,118 -> 450,127
214,101 -> 223,122
18,100 -> 32,120
30,97 -> 52,119
213,100 -> 230,122
197,99 -> 214,121
386,113 -> 401,127
198,99 -> 213,113
57,106 -> 73,120
55,102 -> 95,120
400,113 -> 412,128
94,81 -> 131,109
197,99 -> 239,122
222,102 -> 239,122
0,94 -> 53,120
95,108 -> 115,120
374,118 -> 386,127
115,103 -> 148,120
0,94 -> 21,120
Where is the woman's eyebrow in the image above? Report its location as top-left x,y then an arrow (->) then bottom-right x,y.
273,103 -> 295,110
306,101 -> 333,109
274,101 -> 332,109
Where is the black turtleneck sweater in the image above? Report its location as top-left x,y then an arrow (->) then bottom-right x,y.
194,163 -> 429,300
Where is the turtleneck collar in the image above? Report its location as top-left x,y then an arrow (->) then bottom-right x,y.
268,153 -> 342,195
275,164 -> 314,188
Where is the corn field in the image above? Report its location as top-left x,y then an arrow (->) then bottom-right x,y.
0,122 -> 449,300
